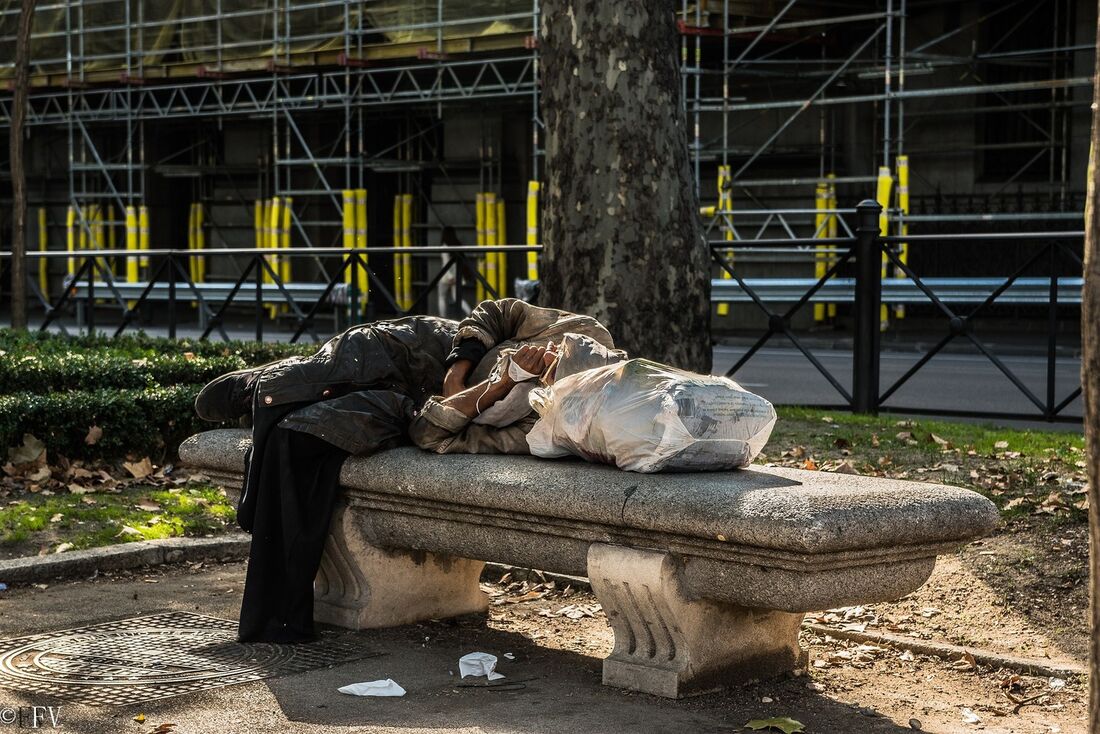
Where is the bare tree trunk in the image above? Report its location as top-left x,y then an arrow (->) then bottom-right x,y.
1083,6 -> 1100,730
8,0 -> 36,331
538,0 -> 711,372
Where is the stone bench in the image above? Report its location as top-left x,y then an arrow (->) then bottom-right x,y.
180,428 -> 998,698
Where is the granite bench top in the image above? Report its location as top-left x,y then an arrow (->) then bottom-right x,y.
180,428 -> 998,611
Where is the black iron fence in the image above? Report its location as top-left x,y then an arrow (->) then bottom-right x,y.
0,200 -> 1084,422
710,200 -> 1082,422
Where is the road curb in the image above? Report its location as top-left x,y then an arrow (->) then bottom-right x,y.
0,534 -> 251,586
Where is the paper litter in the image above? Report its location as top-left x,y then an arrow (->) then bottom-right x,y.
459,652 -> 505,681
337,679 -> 406,697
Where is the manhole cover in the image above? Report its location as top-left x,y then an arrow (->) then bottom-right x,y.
0,611 -> 375,706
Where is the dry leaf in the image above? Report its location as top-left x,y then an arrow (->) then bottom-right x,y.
8,434 -> 46,466
84,425 -> 103,446
27,466 -> 51,483
896,431 -> 913,441
870,434 -> 880,447
832,461 -> 859,475
950,651 -> 977,671
928,433 -> 952,448
68,484 -> 95,495
802,458 -> 818,471
54,542 -> 74,554
123,458 -> 154,479
1003,497 -> 1028,511
135,501 -> 162,512
994,440 -> 1009,450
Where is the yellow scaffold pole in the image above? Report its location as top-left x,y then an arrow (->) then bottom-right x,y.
125,206 -> 138,283
485,192 -> 499,300
874,166 -> 893,331
355,188 -> 369,305
280,196 -> 293,286
106,205 -> 117,276
826,173 -> 838,318
254,200 -> 263,252
895,155 -> 910,319
37,207 -> 48,299
814,181 -> 828,323
266,197 -> 281,317
91,205 -> 106,285
342,189 -> 355,286
495,195 -> 507,297
187,203 -> 196,280
402,193 -> 414,310
526,181 -> 539,280
716,164 -> 733,317
196,202 -> 207,284
66,206 -> 76,278
264,198 -> 278,285
138,205 -> 150,274
475,192 -> 487,302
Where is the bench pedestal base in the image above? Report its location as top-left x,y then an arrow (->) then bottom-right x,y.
314,503 -> 488,629
588,543 -> 806,698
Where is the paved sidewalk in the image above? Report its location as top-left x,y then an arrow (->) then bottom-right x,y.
0,561 -> 943,734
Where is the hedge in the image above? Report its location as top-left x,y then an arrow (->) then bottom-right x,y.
0,330 -> 317,363
0,352 -> 256,393
0,329 -> 317,462
0,385 -> 209,462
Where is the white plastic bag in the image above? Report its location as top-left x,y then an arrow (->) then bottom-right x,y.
526,358 -> 776,473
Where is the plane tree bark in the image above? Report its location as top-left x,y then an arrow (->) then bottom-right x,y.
537,0 -> 711,372
1082,5 -> 1100,730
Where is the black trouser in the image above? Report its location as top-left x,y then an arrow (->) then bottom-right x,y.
237,425 -> 349,643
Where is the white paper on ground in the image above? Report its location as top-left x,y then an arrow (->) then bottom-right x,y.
337,679 -> 406,697
458,652 -> 505,681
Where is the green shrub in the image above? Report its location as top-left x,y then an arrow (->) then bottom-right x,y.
0,385 -> 210,462
0,329 -> 317,364
0,352 -> 252,392
0,330 -> 320,461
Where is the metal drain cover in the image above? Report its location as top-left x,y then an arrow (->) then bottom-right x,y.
0,611 -> 374,706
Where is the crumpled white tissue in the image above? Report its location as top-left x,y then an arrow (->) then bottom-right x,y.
337,679 -> 406,697
458,652 -> 505,681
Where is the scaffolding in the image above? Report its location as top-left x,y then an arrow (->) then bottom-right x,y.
0,0 -> 1093,320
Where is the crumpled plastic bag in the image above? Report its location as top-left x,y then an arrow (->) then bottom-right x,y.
458,652 -> 505,680
526,358 -> 776,473
337,679 -> 406,697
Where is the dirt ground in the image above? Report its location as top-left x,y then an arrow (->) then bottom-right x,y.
0,544 -> 1086,734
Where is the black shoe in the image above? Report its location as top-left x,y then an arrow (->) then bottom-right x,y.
194,367 -> 262,422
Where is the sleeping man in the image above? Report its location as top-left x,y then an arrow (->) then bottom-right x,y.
194,298 -> 621,643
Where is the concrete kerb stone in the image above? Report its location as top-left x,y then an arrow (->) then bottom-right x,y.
0,534 -> 251,586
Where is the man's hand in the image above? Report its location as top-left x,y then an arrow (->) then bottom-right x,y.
443,359 -> 474,397
510,344 -> 547,377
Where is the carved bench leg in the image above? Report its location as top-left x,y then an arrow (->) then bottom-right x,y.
588,543 -> 806,698
314,503 -> 488,629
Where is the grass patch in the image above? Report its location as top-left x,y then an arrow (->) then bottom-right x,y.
0,484 -> 236,559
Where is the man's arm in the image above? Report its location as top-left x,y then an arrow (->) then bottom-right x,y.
411,345 -> 548,452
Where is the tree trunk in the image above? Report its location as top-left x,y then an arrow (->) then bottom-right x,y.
1083,6 -> 1100,731
8,0 -> 36,331
538,0 -> 711,372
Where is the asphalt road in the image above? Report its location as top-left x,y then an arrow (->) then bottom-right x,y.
714,344 -> 1083,429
